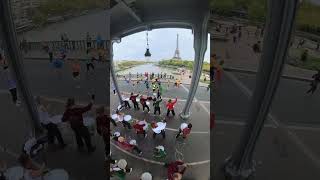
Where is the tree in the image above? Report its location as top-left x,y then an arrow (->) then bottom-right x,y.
247,0 -> 267,23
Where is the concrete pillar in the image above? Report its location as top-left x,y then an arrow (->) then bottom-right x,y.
0,0 -> 42,136
110,41 -> 124,105
180,13 -> 209,119
223,0 -> 298,179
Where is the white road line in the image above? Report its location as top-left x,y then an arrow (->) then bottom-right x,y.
225,71 -> 320,170
180,84 -> 210,115
110,141 -> 210,166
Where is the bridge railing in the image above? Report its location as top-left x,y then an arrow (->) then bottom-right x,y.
21,40 -> 110,51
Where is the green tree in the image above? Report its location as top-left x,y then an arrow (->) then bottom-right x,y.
247,0 -> 267,23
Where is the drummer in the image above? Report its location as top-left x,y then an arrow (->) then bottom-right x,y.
35,96 -> 66,149
116,110 -> 131,129
129,92 -> 140,110
112,131 -> 121,141
175,123 -> 192,139
140,95 -> 150,113
117,137 -> 142,156
121,93 -> 131,109
151,121 -> 166,139
133,119 -> 148,138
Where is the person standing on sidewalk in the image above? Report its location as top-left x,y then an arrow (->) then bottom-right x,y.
1,64 -> 21,106
166,97 -> 177,116
36,96 -> 66,149
48,47 -> 53,63
86,32 -> 92,49
130,92 -> 140,110
153,97 -> 162,115
62,96 -> 96,153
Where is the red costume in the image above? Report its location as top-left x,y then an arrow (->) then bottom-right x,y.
167,161 -> 186,180
166,98 -> 177,110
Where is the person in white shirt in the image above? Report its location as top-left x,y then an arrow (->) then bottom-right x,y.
35,96 -> 66,148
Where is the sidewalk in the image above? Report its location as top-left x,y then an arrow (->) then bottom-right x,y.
209,21 -> 318,82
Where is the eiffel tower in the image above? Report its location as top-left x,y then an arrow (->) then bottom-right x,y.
172,34 -> 181,60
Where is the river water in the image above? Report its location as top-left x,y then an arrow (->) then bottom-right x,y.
116,63 -> 179,75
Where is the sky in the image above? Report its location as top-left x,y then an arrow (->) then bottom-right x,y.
113,28 -> 210,62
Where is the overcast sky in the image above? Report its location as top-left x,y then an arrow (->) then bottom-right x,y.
113,28 -> 210,62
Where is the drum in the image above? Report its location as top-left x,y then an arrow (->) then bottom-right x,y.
153,93 -> 157,96
152,122 -> 166,134
50,115 -> 63,124
83,117 -> 95,135
111,114 -> 118,120
136,98 -> 140,102
146,101 -> 150,105
124,115 -> 132,122
124,98 -> 130,101
5,166 -> 23,180
43,169 -> 69,180
129,140 -> 137,145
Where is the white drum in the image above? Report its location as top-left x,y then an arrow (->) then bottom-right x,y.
129,139 -> 137,145
43,169 -> 69,180
152,122 -> 166,134
50,115 -> 63,124
124,98 -> 130,101
153,93 -> 157,96
111,114 -> 118,120
146,101 -> 150,105
5,166 -> 23,180
136,98 -> 140,102
124,115 -> 132,122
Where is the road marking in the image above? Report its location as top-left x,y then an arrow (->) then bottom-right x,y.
180,84 -> 210,115
110,141 -> 210,166
225,71 -> 320,170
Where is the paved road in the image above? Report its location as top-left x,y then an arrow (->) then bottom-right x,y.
213,71 -> 320,179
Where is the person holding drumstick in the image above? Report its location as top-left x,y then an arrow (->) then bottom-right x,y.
62,95 -> 96,153
166,97 -> 178,117
140,95 -> 150,112
175,123 -> 192,139
130,92 -> 140,110
133,119 -> 148,138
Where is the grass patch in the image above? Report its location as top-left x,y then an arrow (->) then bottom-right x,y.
288,48 -> 320,70
116,60 -> 149,71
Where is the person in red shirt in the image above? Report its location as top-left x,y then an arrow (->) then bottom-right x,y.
175,123 -> 192,139
166,97 -> 177,116
130,92 -> 140,110
140,95 -> 150,112
62,97 -> 96,153
96,106 -> 111,157
165,160 -> 187,180
133,120 -> 147,138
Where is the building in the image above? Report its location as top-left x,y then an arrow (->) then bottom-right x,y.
10,0 -> 41,30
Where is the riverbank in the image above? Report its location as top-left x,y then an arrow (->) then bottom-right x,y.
158,59 -> 210,73
115,61 -> 150,72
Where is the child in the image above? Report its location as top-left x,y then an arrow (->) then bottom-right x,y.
71,59 -> 81,88
176,123 -> 192,139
